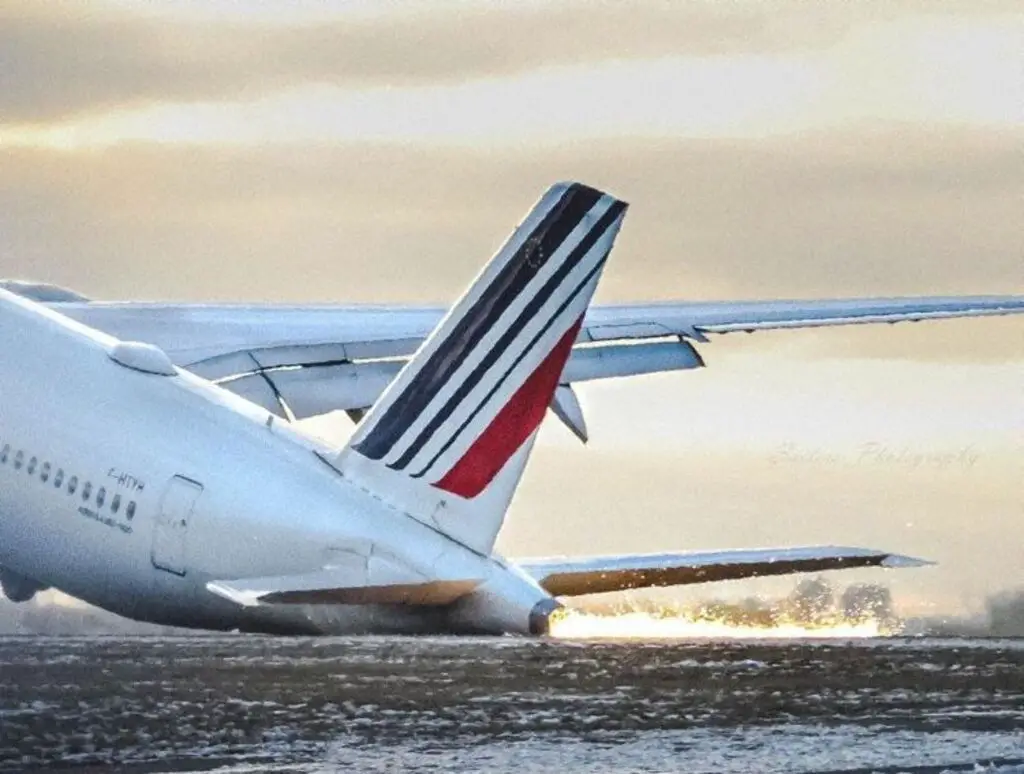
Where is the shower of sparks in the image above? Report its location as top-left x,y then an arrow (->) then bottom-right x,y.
549,608 -> 892,640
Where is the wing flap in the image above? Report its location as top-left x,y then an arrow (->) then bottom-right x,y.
217,339 -> 704,422
519,546 -> 930,597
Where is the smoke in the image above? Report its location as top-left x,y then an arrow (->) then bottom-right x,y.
986,588 -> 1024,636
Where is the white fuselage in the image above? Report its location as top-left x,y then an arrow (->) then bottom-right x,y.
0,289 -> 546,634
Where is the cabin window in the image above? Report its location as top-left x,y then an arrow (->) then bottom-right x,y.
111,494 -> 121,514
14,451 -> 23,470
40,462 -> 50,482
27,457 -> 36,475
0,445 -> 8,464
68,476 -> 78,495
54,469 -> 64,488
82,481 -> 92,501
126,501 -> 136,521
96,487 -> 106,508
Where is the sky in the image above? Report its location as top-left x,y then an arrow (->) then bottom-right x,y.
2,0 -> 1022,615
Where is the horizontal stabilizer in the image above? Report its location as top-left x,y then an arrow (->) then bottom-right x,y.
518,546 -> 930,597
208,569 -> 479,607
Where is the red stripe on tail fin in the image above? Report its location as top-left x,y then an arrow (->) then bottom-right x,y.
434,318 -> 583,499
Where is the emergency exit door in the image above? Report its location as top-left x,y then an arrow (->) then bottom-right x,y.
151,476 -> 203,576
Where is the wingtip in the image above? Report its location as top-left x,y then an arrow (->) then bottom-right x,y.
881,553 -> 935,569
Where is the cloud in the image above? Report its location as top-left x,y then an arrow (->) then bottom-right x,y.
2,128 -> 1021,296
4,1 -> 1022,124
0,2 -> 819,123
2,129 -> 1020,362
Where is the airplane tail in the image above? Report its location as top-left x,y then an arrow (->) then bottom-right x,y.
335,182 -> 627,554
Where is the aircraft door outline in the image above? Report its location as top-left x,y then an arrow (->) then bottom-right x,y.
151,476 -> 203,576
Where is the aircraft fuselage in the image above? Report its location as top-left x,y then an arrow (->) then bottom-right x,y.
0,289 -> 547,634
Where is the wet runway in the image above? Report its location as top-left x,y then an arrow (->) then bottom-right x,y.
1,635 -> 1023,773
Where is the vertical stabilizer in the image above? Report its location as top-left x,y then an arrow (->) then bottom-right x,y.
336,182 -> 628,554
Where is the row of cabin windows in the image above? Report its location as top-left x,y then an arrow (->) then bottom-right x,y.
0,444 -> 136,521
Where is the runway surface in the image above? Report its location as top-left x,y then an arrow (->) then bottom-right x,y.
1,635 -> 1023,773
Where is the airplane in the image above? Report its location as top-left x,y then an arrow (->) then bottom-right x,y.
1,181 -> 1022,636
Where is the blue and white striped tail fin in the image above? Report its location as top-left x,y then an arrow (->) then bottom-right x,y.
337,182 -> 628,554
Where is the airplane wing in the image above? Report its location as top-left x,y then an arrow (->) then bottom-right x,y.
6,282 -> 1023,433
33,294 -> 1024,371
516,546 -> 930,597
581,296 -> 1024,339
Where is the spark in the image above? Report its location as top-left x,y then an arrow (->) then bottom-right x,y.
549,608 -> 891,640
